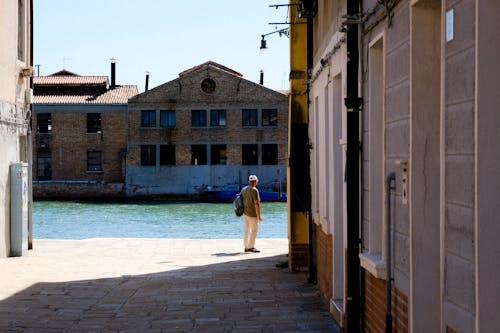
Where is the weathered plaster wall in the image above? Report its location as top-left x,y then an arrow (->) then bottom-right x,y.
0,0 -> 31,257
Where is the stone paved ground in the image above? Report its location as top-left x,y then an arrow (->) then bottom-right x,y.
0,239 -> 342,332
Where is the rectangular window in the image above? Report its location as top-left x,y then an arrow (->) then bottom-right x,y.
242,144 -> 258,165
87,113 -> 102,133
191,145 -> 207,165
160,145 -> 176,165
141,145 -> 156,166
262,109 -> 278,127
211,144 -> 227,165
210,109 -> 226,127
37,150 -> 51,180
37,113 -> 52,133
160,110 -> 176,128
262,144 -> 278,165
87,151 -> 103,172
18,0 -> 25,61
141,110 -> 156,127
242,109 -> 258,127
192,110 -> 207,127
368,36 -> 384,254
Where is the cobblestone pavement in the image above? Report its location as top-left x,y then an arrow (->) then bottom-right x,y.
0,239 -> 342,332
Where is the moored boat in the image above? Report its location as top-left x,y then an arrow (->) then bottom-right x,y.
195,184 -> 286,202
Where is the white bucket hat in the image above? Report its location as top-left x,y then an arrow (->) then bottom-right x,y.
249,175 -> 258,182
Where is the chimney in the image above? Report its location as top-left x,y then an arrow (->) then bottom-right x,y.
110,58 -> 116,89
145,71 -> 150,91
259,70 -> 264,85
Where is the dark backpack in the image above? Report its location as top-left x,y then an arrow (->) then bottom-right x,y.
233,192 -> 244,217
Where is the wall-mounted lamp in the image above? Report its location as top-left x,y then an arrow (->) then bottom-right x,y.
259,28 -> 289,52
260,37 -> 268,51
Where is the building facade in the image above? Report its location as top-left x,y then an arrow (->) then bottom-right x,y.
293,0 -> 500,332
32,67 -> 138,199
126,61 -> 288,198
0,0 -> 33,257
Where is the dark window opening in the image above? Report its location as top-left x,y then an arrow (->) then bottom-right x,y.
191,145 -> 207,165
262,144 -> 278,165
87,151 -> 103,172
160,145 -> 176,165
37,113 -> 52,133
262,109 -> 278,127
160,110 -> 176,128
141,145 -> 156,166
87,113 -> 102,133
141,110 -> 156,127
211,144 -> 227,165
242,144 -> 258,165
37,150 -> 51,180
192,110 -> 207,127
18,0 -> 25,61
242,109 -> 258,127
210,109 -> 226,127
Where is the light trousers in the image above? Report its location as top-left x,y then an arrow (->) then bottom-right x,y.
243,214 -> 259,249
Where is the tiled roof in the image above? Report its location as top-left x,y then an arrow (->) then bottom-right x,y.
34,75 -> 109,86
34,85 -> 139,104
178,60 -> 243,78
49,69 -> 80,76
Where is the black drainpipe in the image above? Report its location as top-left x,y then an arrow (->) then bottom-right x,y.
28,0 -> 34,250
386,173 -> 396,333
345,0 -> 362,331
306,12 -> 317,285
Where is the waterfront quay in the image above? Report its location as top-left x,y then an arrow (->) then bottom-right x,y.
0,239 -> 340,332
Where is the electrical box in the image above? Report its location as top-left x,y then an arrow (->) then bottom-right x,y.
25,88 -> 33,104
10,163 -> 29,257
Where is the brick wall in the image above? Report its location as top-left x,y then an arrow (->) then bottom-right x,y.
33,182 -> 125,200
315,223 -> 333,302
364,270 -> 408,333
127,64 -> 288,170
290,243 -> 309,272
33,109 -> 128,183
176,144 -> 192,166
127,107 -> 288,167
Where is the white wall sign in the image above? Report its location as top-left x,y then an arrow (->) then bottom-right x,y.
446,9 -> 454,42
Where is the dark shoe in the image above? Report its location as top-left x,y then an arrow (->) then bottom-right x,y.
244,248 -> 251,252
249,248 -> 260,253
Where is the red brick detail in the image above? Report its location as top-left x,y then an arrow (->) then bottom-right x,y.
33,182 -> 125,200
364,269 -> 408,333
315,224 -> 333,302
290,243 -> 309,272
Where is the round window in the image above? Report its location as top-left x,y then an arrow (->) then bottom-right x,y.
201,78 -> 216,93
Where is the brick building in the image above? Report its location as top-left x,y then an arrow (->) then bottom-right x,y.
126,61 -> 288,198
32,66 -> 138,199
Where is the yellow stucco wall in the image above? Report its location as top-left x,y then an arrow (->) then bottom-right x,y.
287,2 -> 309,265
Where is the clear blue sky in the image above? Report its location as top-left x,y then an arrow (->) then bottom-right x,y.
34,0 -> 291,92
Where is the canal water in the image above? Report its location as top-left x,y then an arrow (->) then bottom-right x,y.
33,201 -> 288,239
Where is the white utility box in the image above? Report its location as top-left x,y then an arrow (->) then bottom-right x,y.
10,162 -> 29,256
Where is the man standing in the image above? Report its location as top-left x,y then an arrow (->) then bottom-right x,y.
241,175 -> 262,253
